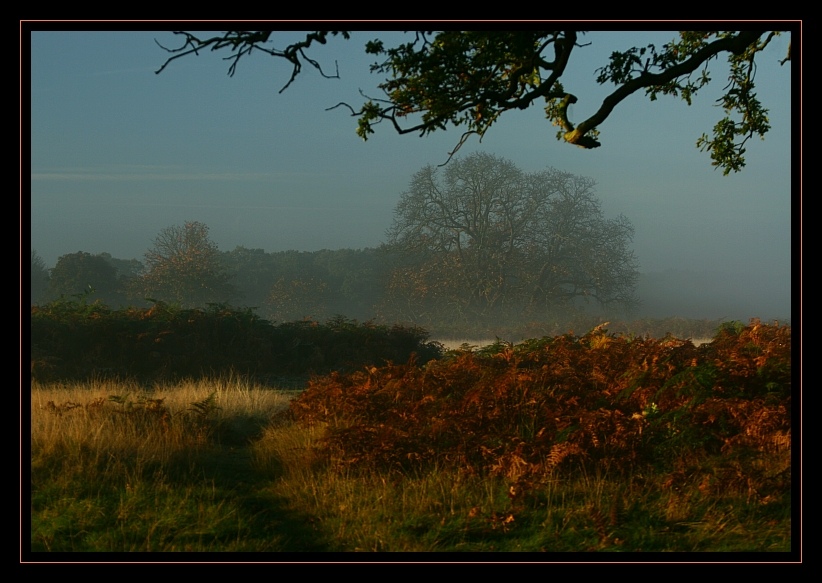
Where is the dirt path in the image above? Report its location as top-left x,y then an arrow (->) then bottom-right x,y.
184,431 -> 332,551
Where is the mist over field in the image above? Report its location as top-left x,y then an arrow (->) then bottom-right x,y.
27,30 -> 797,558
634,269 -> 791,322
29,30 -> 794,329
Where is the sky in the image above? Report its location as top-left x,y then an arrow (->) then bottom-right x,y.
27,27 -> 795,321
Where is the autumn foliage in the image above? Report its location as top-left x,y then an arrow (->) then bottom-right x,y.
291,320 -> 791,499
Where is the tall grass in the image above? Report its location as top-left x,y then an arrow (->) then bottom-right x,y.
251,420 -> 791,552
29,369 -> 792,554
30,376 -> 298,552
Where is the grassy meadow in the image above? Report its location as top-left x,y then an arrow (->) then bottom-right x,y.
28,318 -> 793,555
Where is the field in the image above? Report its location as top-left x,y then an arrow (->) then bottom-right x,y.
437,338 -> 714,351
27,316 -> 794,557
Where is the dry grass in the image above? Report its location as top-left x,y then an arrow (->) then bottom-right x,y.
30,376 -> 301,552
31,375 -> 291,442
30,375 -> 294,490
435,338 -> 502,351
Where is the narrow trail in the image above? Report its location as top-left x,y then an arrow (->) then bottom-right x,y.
182,425 -> 333,552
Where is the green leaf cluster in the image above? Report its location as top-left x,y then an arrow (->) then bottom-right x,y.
158,30 -> 791,173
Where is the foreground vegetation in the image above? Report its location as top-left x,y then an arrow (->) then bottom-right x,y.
28,319 -> 793,554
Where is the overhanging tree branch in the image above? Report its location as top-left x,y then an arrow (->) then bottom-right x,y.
568,30 -> 769,147
155,29 -> 792,173
156,30 -> 350,92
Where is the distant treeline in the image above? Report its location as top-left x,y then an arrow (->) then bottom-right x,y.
34,245 -> 619,336
31,245 -> 787,341
32,246 -> 388,323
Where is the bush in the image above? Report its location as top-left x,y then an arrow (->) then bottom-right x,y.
30,302 -> 443,384
291,320 -> 791,499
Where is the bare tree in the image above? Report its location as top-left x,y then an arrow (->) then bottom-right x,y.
382,153 -> 639,322
134,221 -> 234,308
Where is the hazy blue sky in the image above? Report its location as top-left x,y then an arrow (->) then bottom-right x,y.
28,28 -> 794,320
